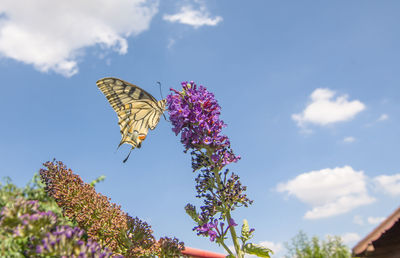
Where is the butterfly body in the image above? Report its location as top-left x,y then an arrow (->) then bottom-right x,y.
97,77 -> 166,150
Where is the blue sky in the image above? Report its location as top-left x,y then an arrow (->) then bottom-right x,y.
1,0 -> 400,256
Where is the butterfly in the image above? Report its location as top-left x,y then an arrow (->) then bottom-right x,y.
97,77 -> 166,162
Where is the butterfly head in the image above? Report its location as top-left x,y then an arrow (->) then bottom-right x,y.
158,99 -> 167,112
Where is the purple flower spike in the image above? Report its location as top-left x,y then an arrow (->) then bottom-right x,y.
167,81 -> 240,169
175,81 -> 254,252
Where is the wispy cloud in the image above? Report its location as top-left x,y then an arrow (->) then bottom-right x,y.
163,5 -> 222,28
0,0 -> 158,77
343,136 -> 356,143
377,113 -> 389,121
374,173 -> 400,196
367,216 -> 385,225
277,166 -> 375,219
167,38 -> 176,49
353,215 -> 386,225
292,88 -> 365,128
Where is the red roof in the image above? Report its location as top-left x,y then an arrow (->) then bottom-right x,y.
352,206 -> 400,256
181,246 -> 226,258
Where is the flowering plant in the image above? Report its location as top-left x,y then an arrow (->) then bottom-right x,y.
39,160 -> 184,257
0,197 -> 111,257
0,163 -> 184,257
167,81 -> 272,257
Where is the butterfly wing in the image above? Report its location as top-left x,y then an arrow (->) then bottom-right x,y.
97,77 -> 166,149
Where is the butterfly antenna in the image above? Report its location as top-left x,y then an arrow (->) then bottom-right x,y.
156,81 -> 171,122
122,148 -> 133,163
157,81 -> 164,100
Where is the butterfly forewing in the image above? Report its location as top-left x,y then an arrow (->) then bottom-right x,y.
97,77 -> 166,150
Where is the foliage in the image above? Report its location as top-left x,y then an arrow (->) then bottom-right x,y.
167,81 -> 272,257
284,231 -> 351,258
39,160 -> 184,257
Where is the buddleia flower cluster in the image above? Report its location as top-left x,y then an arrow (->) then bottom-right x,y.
167,81 -> 271,257
39,160 -> 184,257
167,82 -> 240,168
0,197 -> 111,257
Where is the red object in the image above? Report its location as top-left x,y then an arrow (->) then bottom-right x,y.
352,206 -> 400,257
181,246 -> 226,257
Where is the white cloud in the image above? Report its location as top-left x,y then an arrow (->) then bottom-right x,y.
353,215 -> 386,226
0,0 -> 158,76
343,136 -> 355,143
277,166 -> 375,219
367,216 -> 385,225
163,5 -> 222,28
292,88 -> 365,127
374,173 -> 400,196
340,232 -> 361,245
377,113 -> 389,121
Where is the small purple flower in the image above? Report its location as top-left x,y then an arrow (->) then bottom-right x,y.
195,219 -> 222,242
208,229 -> 218,241
26,200 -> 39,206
36,245 -> 43,254
203,136 -> 212,145
229,218 -> 238,227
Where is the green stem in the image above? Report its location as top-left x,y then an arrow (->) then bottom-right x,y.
206,147 -> 242,258
219,240 -> 235,257
226,210 -> 242,257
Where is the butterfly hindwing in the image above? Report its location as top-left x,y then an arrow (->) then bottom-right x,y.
97,77 -> 166,150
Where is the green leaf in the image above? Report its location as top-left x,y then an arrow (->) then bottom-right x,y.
243,243 -> 273,258
184,204 -> 201,224
89,175 -> 106,187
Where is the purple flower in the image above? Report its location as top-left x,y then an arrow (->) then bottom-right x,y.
167,81 -> 240,169
208,229 -> 218,241
35,225 -> 112,256
195,219 -> 222,242
26,200 -> 39,206
36,245 -> 43,254
229,218 -> 238,227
